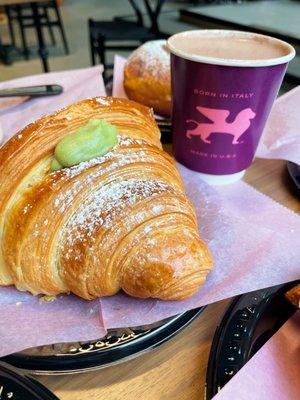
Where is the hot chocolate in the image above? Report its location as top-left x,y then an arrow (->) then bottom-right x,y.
168,31 -> 293,63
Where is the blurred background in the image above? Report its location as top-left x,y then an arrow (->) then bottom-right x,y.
0,0 -> 299,90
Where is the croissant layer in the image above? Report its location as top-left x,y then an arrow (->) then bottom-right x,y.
0,97 -> 212,300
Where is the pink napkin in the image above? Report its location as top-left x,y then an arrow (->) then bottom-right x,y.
100,166 -> 300,328
0,163 -> 299,356
256,86 -> 300,165
213,311 -> 300,400
113,54 -> 300,163
112,55 -> 127,98
0,66 -> 105,141
0,65 -> 299,357
0,66 -> 108,355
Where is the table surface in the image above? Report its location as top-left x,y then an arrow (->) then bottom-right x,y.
37,156 -> 299,400
186,0 -> 300,40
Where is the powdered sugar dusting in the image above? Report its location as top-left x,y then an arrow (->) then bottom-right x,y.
127,40 -> 170,78
61,179 -> 172,255
95,97 -> 112,106
46,135 -> 178,262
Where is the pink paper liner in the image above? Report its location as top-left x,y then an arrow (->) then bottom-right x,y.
213,311 -> 300,400
0,65 -> 299,357
1,162 -> 299,356
256,85 -> 300,165
0,66 -> 105,142
100,165 -> 300,328
112,55 -> 127,98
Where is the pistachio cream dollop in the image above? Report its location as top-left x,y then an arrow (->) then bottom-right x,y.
50,119 -> 118,171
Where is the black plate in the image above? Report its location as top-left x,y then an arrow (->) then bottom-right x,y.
2,308 -> 203,375
205,282 -> 298,399
156,118 -> 172,144
0,362 -> 58,400
287,161 -> 300,191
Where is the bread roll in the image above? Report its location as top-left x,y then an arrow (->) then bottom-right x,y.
124,40 -> 171,117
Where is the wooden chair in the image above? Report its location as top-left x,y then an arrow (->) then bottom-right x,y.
88,0 -> 165,82
5,0 -> 69,60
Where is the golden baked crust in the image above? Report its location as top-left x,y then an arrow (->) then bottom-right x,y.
285,284 -> 300,308
0,97 -> 212,300
124,40 -> 171,117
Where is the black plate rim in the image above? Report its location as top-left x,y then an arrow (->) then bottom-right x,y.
2,307 -> 204,375
205,282 -> 298,399
0,362 -> 59,400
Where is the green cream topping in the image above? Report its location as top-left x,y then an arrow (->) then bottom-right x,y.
50,158 -> 63,172
50,119 -> 118,172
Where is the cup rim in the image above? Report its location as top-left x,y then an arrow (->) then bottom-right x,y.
167,30 -> 296,67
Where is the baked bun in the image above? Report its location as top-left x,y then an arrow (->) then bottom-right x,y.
124,40 -> 171,117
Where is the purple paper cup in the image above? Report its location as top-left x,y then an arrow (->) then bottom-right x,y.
167,30 -> 295,185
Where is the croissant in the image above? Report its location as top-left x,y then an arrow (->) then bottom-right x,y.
0,97 -> 212,300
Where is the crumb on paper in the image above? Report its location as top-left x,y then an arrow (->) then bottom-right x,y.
39,295 -> 57,304
285,284 -> 300,308
0,122 -> 3,145
15,302 -> 22,306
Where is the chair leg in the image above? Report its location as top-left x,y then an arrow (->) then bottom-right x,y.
90,36 -> 96,66
5,6 -> 16,48
88,19 -> 96,66
53,0 -> 69,54
16,5 -> 30,60
43,5 -> 56,46
31,1 -> 49,72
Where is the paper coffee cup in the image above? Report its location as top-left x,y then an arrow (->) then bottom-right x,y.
168,30 -> 295,185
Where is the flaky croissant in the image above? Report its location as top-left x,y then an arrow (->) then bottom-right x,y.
0,97 -> 212,300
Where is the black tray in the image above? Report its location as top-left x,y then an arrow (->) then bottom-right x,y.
2,307 -> 203,375
0,362 -> 59,400
205,282 -> 298,399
